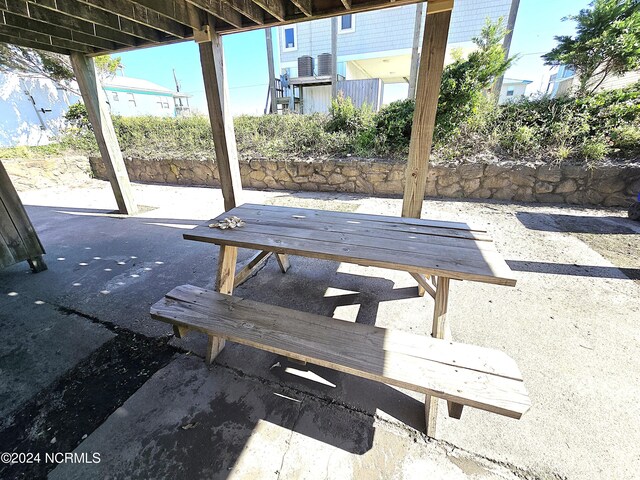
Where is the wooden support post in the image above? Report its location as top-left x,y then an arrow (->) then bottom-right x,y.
409,272 -> 436,299
173,325 -> 189,338
234,250 -> 273,287
70,53 -> 138,215
0,161 -> 47,272
425,276 -> 450,436
275,253 -> 290,273
208,243 -> 238,362
401,5 -> 453,219
407,2 -> 424,100
265,27 -> 278,114
331,16 -> 338,99
197,19 -> 243,212
493,0 -> 520,99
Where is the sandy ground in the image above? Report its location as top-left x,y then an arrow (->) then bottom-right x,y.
1,178 -> 639,480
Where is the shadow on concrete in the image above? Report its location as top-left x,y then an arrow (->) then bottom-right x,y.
2,203 -> 435,474
507,259 -> 640,281
515,212 -> 637,234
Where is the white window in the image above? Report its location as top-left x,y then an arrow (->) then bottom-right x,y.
112,92 -> 119,101
282,25 -> 297,52
127,92 -> 136,106
506,87 -> 515,97
157,96 -> 170,109
339,14 -> 355,33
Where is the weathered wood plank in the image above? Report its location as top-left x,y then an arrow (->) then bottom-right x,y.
198,24 -> 243,211
187,0 -> 243,28
228,0 -> 265,24
265,27 -> 277,113
128,0 -> 201,28
290,0 -> 312,16
251,0 -> 286,21
1,10 -> 121,50
340,0 -> 352,9
76,0 -> 189,37
402,8 -> 452,218
275,253 -> 290,273
238,203 -> 487,233
151,285 -> 530,418
409,272 -> 436,299
30,0 -> 170,42
2,0 -> 139,46
215,244 -> 238,294
70,53 -> 138,215
407,1 -> 423,100
0,24 -> 95,52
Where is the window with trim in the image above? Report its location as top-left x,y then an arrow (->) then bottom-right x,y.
339,14 -> 355,33
157,96 -> 170,109
283,25 -> 297,51
506,87 -> 515,97
112,92 -> 119,101
127,93 -> 136,106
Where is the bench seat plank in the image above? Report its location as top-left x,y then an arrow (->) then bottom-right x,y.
151,285 -> 530,419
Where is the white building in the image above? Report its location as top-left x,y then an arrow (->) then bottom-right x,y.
0,72 -> 191,147
498,78 -> 532,104
546,65 -> 640,98
277,0 -> 519,113
0,72 -> 79,147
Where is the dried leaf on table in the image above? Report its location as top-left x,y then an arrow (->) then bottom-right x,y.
209,216 -> 246,229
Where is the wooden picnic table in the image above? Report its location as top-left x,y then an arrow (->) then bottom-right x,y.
184,203 -> 517,315
158,203 -> 527,435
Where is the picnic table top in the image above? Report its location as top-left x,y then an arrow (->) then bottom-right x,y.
184,203 -> 517,287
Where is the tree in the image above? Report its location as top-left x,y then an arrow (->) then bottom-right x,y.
435,17 -> 515,139
0,44 -> 122,94
543,0 -> 640,95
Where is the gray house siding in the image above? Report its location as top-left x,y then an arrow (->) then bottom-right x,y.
279,0 -> 514,65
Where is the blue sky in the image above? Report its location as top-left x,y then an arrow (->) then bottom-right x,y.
116,0 -> 591,116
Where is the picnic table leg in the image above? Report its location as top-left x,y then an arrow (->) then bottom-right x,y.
425,276 -> 450,436
207,245 -> 238,364
275,253 -> 290,273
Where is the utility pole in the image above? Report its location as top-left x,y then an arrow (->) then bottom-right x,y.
408,2 -> 424,100
265,27 -> 278,113
493,0 -> 521,100
331,17 -> 338,99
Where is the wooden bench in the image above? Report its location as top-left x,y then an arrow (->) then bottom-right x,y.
151,284 -> 531,426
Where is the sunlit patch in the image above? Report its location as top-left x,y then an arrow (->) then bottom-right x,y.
104,268 -> 112,272
34,300 -> 45,305
100,290 -> 110,295
130,274 -> 140,278
272,392 -> 302,403
143,267 -> 152,271
347,220 -> 360,224
117,261 -> 126,265
57,257 -> 65,261
284,367 -> 336,387
84,247 -> 91,250
72,282 -> 81,287
155,261 -> 164,265
93,256 -> 102,260
79,262 -> 89,266
117,282 -> 125,286
130,256 -> 137,259
7,292 -> 18,297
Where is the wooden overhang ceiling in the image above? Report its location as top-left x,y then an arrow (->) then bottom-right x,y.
0,0 -> 449,56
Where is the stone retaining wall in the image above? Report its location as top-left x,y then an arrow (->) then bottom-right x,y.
89,156 -> 640,207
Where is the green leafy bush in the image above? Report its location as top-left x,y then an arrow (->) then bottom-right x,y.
580,137 -> 609,160
326,94 -> 374,135
372,99 -> 414,155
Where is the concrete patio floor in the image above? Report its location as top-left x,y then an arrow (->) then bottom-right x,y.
1,179 -> 639,479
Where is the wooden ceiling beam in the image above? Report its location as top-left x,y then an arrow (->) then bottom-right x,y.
128,0 -> 202,29
251,0 -> 286,22
76,0 -> 189,38
289,0 -> 312,16
340,0 -> 352,10
186,0 -> 243,29
0,23 -> 94,52
0,31 -> 71,54
30,0 -> 168,43
0,10 -> 122,50
227,0 -> 264,25
1,0 -> 138,46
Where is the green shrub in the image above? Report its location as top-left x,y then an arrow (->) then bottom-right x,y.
580,137 -> 609,161
326,94 -> 374,135
372,99 -> 415,155
610,124 -> 640,152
